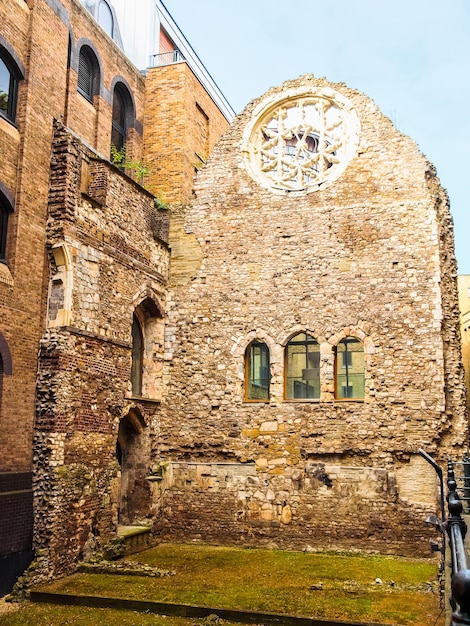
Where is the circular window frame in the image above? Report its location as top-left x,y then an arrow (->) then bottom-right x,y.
242,86 -> 360,194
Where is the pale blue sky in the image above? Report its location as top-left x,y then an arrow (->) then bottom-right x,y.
167,0 -> 470,273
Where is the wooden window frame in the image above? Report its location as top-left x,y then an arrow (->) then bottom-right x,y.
284,333 -> 320,401
334,337 -> 365,401
245,341 -> 270,402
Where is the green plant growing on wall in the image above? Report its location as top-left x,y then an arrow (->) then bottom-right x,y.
110,145 -> 169,225
110,144 -> 151,186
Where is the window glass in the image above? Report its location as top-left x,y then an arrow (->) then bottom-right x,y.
131,315 -> 143,396
246,341 -> 270,401
111,87 -> 126,152
336,337 -> 365,399
285,333 -> 320,399
0,53 -> 19,122
98,1 -> 114,38
0,58 -> 10,114
0,196 -> 11,260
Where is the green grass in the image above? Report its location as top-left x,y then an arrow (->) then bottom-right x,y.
0,603 -> 242,626
18,543 -> 444,625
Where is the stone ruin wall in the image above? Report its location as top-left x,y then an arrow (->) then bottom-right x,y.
156,75 -> 467,556
34,123 -> 170,575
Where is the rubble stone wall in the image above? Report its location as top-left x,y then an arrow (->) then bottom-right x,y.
33,124 -> 169,574
157,75 -> 467,556
156,460 -> 437,556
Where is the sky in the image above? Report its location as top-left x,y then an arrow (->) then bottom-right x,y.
166,0 -> 470,273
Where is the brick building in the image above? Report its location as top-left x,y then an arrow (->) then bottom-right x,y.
0,0 -> 231,592
1,0 -> 467,595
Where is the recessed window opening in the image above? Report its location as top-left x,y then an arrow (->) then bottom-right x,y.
131,314 -> 143,396
0,49 -> 20,123
245,341 -> 270,401
285,333 -> 320,399
0,333 -> 12,420
111,85 -> 126,153
0,193 -> 12,261
78,46 -> 99,102
335,337 -> 365,400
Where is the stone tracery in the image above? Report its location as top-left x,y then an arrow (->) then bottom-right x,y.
243,87 -> 360,193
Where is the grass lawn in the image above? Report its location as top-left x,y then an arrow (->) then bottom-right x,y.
6,543 -> 444,626
0,603 -> 242,626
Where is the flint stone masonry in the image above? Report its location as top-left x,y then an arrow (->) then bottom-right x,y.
33,124 -> 169,575
2,0 -> 232,587
155,75 -> 467,556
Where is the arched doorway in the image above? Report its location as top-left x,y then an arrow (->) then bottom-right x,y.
116,408 -> 150,525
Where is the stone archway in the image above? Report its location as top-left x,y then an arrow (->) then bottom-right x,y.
116,408 -> 151,525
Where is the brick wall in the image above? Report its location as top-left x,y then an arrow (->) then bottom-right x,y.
143,62 -> 230,205
0,473 -> 33,555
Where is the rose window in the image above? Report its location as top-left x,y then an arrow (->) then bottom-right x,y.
243,87 -> 360,193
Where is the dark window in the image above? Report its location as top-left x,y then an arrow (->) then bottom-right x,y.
0,333 -> 13,421
0,353 -> 3,417
0,194 -> 12,260
0,49 -> 20,123
78,46 -> 99,102
245,341 -> 270,401
131,315 -> 143,396
285,333 -> 320,399
98,1 -> 114,38
111,85 -> 126,153
335,337 -> 365,400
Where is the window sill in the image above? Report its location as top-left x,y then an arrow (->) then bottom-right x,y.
127,395 -> 161,404
283,398 -> 321,403
0,114 -> 20,138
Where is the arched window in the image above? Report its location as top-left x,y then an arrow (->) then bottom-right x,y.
285,333 -> 320,399
111,84 -> 127,153
0,192 -> 13,261
245,341 -> 270,401
0,46 -> 22,123
98,0 -> 114,38
335,337 -> 365,399
131,314 -> 143,397
130,296 -> 164,399
77,46 -> 100,102
0,333 -> 13,421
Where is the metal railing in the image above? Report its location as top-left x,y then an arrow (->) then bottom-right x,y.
419,451 -> 470,624
446,459 -> 470,624
450,459 -> 470,512
150,49 -> 186,68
